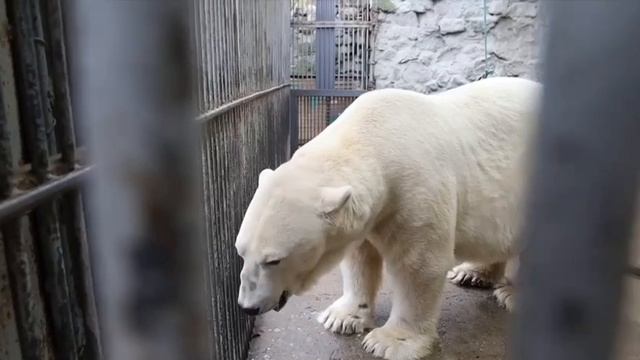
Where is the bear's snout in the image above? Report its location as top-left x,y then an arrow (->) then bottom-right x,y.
238,305 -> 261,316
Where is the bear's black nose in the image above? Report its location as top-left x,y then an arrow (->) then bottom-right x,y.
239,306 -> 260,316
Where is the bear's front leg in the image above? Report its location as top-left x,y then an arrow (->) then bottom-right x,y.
363,235 -> 452,360
318,240 -> 382,335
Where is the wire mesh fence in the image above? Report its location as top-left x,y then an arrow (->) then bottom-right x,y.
193,0 -> 292,359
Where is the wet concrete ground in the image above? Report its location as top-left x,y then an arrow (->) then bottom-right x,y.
248,270 -> 640,360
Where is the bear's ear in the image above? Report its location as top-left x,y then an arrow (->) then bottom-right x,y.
258,168 -> 274,187
319,186 -> 352,214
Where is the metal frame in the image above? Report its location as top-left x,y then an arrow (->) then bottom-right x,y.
292,20 -> 372,28
293,89 -> 366,97
512,2 -> 640,359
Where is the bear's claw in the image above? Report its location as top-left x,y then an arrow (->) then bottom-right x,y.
362,325 -> 434,360
317,296 -> 374,335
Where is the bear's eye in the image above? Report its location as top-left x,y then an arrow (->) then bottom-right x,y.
264,259 -> 281,266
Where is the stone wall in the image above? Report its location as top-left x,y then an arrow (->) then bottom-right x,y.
374,0 -> 544,93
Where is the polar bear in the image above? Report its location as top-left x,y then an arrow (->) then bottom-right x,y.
235,77 -> 542,360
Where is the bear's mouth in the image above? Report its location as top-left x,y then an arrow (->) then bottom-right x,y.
274,291 -> 290,312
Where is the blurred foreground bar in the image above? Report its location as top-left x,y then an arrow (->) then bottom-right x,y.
513,2 -> 640,360
71,1 -> 208,359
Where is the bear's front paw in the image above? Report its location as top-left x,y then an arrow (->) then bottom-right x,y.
362,325 -> 434,360
317,296 -> 374,335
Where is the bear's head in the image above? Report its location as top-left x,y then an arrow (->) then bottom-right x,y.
235,166 -> 366,315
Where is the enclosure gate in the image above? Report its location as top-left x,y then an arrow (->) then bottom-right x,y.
290,0 -> 376,150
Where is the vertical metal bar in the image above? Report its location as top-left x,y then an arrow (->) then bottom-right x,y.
60,191 -> 102,359
512,2 -> 640,360
2,219 -> 55,360
42,0 -> 75,169
0,232 -> 22,360
0,82 -> 11,199
71,0 -> 208,358
220,0 -> 229,101
0,69 -> 23,360
290,94 -> 299,154
30,0 -> 57,155
205,0 -> 224,357
200,0 -> 208,111
204,0 -> 213,111
7,0 -> 48,181
316,0 -> 336,89
201,124 -> 217,358
192,0 -> 202,112
32,201 -> 82,359
227,0 -> 234,98
349,24 -> 355,89
211,117 -> 231,359
224,109 -> 239,360
0,0 -> 21,165
214,0 -> 223,104
302,96 -> 307,144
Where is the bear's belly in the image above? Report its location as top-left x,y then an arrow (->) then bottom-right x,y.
453,212 -> 519,263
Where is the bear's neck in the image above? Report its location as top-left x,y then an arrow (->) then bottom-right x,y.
290,149 -> 387,235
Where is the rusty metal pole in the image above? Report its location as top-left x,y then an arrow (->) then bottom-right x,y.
70,1 -> 208,359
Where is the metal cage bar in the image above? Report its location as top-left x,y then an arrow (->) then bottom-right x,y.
72,0 -> 209,359
512,2 -> 640,360
1,0 -> 99,358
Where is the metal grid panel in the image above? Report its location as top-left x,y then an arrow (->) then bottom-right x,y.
297,95 -> 356,145
334,0 -> 374,90
193,1 -> 291,359
291,0 -> 374,90
291,0 -> 375,148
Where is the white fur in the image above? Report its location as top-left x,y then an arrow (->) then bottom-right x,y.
236,77 -> 542,360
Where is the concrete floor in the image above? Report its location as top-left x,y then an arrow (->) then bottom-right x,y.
248,270 -> 640,360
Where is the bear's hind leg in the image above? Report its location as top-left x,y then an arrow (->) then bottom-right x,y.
318,240 -> 382,335
493,281 -> 516,312
494,258 -> 518,312
447,261 -> 506,289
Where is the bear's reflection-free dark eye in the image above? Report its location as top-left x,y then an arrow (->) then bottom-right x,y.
265,260 -> 281,266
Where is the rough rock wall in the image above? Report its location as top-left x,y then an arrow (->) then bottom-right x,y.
374,0 -> 545,93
